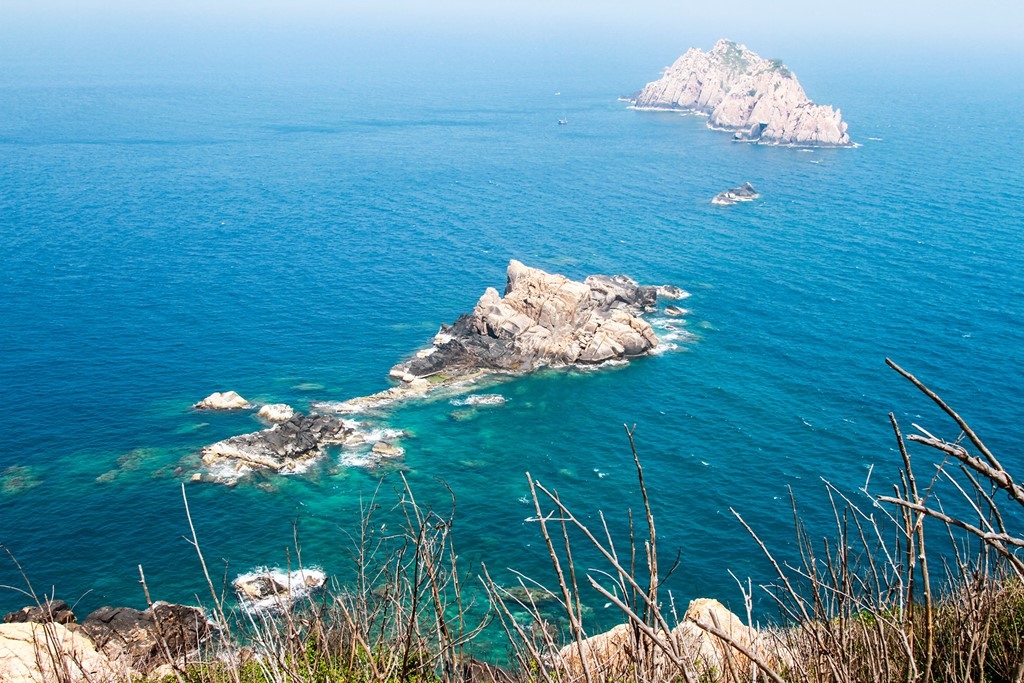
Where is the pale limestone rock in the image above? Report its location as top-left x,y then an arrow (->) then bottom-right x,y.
555,623 -> 637,680
194,390 -> 252,410
555,598 -> 792,683
0,622 -> 127,683
633,39 -> 851,147
672,598 -> 793,679
257,403 -> 295,422
371,441 -> 405,458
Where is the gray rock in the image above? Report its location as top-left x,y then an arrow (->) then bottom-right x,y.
3,600 -> 75,625
712,182 -> 761,206
80,602 -> 211,673
201,412 -> 353,472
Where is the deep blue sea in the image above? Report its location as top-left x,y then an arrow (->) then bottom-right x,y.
1,24 -> 1023,655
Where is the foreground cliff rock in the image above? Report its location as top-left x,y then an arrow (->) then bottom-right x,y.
0,600 -> 211,681
80,603 -> 212,673
555,598 -> 791,682
632,39 -> 851,146
389,260 -> 662,384
0,621 -> 124,683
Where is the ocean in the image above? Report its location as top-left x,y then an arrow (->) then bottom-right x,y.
1,24 -> 1022,655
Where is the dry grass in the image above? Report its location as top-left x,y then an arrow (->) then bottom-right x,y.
4,360 -> 1023,683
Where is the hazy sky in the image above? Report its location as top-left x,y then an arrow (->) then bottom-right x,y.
2,0 -> 1022,79
6,0 -> 1024,48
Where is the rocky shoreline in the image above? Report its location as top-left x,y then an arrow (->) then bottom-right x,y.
631,39 -> 852,147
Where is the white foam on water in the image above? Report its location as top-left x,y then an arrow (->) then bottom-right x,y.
650,342 -> 680,355
450,394 -> 506,407
574,359 -> 629,372
233,566 -> 327,614
309,401 -> 350,413
360,426 -> 406,443
339,451 -> 375,468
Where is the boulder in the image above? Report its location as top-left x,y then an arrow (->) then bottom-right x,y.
0,621 -> 125,683
3,600 -> 75,625
657,285 -> 689,300
371,441 -> 405,458
194,391 -> 252,410
257,403 -> 295,422
80,602 -> 211,673
554,598 -> 791,683
389,261 -> 666,383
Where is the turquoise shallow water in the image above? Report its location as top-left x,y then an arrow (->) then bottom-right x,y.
1,28 -> 1023,654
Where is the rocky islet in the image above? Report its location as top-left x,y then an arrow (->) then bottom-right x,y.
712,181 -> 760,206
632,39 -> 852,147
194,260 -> 687,477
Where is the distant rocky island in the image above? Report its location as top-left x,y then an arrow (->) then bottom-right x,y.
631,39 -> 851,147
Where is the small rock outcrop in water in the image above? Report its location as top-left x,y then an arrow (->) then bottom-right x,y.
712,181 -> 760,205
257,403 -> 295,422
201,412 -> 353,472
388,260 -> 661,383
194,390 -> 252,410
631,39 -> 851,147
233,567 -> 327,613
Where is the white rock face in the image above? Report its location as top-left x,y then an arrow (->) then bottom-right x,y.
0,622 -> 126,683
555,598 -> 793,682
194,390 -> 252,410
633,39 -> 852,147
258,403 -> 295,422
